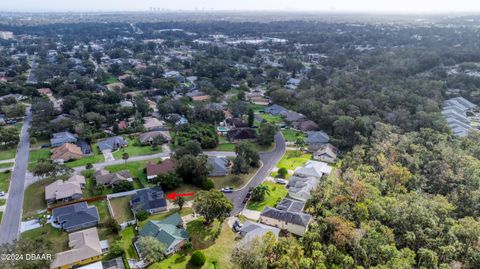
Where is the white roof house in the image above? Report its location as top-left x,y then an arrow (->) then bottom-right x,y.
294,160 -> 332,179
286,176 -> 320,202
238,220 -> 280,242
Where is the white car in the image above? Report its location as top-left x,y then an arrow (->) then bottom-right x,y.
275,178 -> 287,184
0,191 -> 5,197
221,187 -> 234,193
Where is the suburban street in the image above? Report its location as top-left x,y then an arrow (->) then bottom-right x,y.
0,108 -> 32,245
226,132 -> 286,214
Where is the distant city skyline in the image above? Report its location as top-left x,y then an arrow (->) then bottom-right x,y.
3,0 -> 480,13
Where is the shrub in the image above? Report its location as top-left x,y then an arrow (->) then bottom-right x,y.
202,179 -> 215,190
190,250 -> 206,266
86,163 -> 93,169
277,167 -> 288,178
136,210 -> 149,221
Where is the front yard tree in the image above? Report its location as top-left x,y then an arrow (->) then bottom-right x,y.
277,167 -> 288,179
154,172 -> 181,191
247,108 -> 255,127
176,154 -> 210,187
251,185 -> 270,202
193,190 -> 233,225
258,122 -> 277,146
136,236 -> 165,263
174,196 -> 186,210
234,143 -> 260,170
122,152 -> 129,164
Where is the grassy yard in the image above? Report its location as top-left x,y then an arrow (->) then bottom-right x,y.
150,220 -> 235,269
210,168 -> 258,189
0,171 -> 11,192
118,226 -> 138,259
247,181 -> 288,211
28,148 -> 51,170
213,141 -> 274,153
0,212 -> 2,223
89,199 -> 110,221
105,159 -> 153,184
104,76 -> 119,84
65,143 -> 104,168
21,224 -> 69,253
282,129 -> 305,142
112,137 -> 162,159
277,150 -> 312,171
0,146 -> 17,161
0,162 -> 13,169
109,196 -> 134,223
138,207 -> 194,228
258,113 -> 284,124
23,177 -> 57,219
0,199 -> 5,206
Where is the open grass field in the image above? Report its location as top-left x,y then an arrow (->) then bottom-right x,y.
281,129 -> 305,142
112,137 -> 162,159
28,148 -> 51,170
23,177 -> 57,219
246,181 -> 288,211
21,224 -> 69,253
277,150 -> 312,171
209,168 -> 258,189
149,220 -> 235,269
0,171 -> 11,192
109,196 -> 134,223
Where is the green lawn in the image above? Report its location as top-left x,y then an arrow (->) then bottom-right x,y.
277,150 -> 312,171
112,137 -> 162,159
23,177 -> 57,219
213,141 -> 274,153
0,212 -> 3,223
282,129 -> 305,142
105,159 -> 153,184
258,113 -> 284,124
150,220 -> 235,269
89,199 -> 110,221
0,171 -> 11,192
247,181 -> 288,211
0,199 -> 5,206
104,76 -> 119,84
21,224 -> 69,253
0,146 -> 17,161
28,148 -> 51,170
0,162 -> 13,169
109,196 -> 134,223
118,226 -> 138,259
138,208 -> 194,228
210,168 -> 258,189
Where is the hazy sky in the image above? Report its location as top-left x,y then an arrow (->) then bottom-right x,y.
3,0 -> 480,13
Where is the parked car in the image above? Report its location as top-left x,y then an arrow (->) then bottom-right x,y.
275,178 -> 287,184
0,191 -> 5,196
221,187 -> 233,193
233,220 -> 243,232
242,196 -> 249,204
41,144 -> 51,148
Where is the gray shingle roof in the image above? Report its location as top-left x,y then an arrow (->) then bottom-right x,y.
52,202 -> 99,231
306,131 -> 330,144
97,136 -> 128,152
275,198 -> 305,213
207,157 -> 229,177
260,206 -> 312,227
131,187 -> 167,212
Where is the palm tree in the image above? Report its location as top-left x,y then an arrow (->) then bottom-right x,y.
251,185 -> 270,202
38,215 -> 48,234
174,196 -> 186,210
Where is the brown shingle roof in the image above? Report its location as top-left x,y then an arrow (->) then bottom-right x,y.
146,159 -> 176,177
51,143 -> 83,161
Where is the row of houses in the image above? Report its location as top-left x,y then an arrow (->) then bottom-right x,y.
255,160 -> 333,237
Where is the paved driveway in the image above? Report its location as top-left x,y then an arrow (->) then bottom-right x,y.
0,108 -> 32,245
226,132 -> 286,214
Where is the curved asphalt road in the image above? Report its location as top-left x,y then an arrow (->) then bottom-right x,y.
0,108 -> 31,245
226,132 -> 286,214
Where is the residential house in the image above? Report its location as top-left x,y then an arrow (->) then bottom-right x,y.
143,117 -> 165,131
238,220 -> 280,242
119,100 -> 133,108
45,175 -> 86,204
207,157 -> 231,177
313,144 -> 338,163
286,176 -> 320,202
285,78 -> 301,90
294,160 -> 332,179
227,128 -> 257,143
97,136 -> 128,153
442,97 -> 478,137
226,118 -> 248,129
281,111 -> 306,123
139,130 -> 171,145
51,143 -> 83,163
130,187 -> 167,214
76,139 -> 93,156
51,132 -> 78,147
275,198 -> 306,212
50,228 -> 103,269
146,159 -> 176,180
291,120 -> 320,132
52,202 -> 99,232
264,104 -> 288,116
135,213 -> 189,255
106,82 -> 125,91
259,207 -> 312,236
306,131 -> 330,152
94,169 -> 132,186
